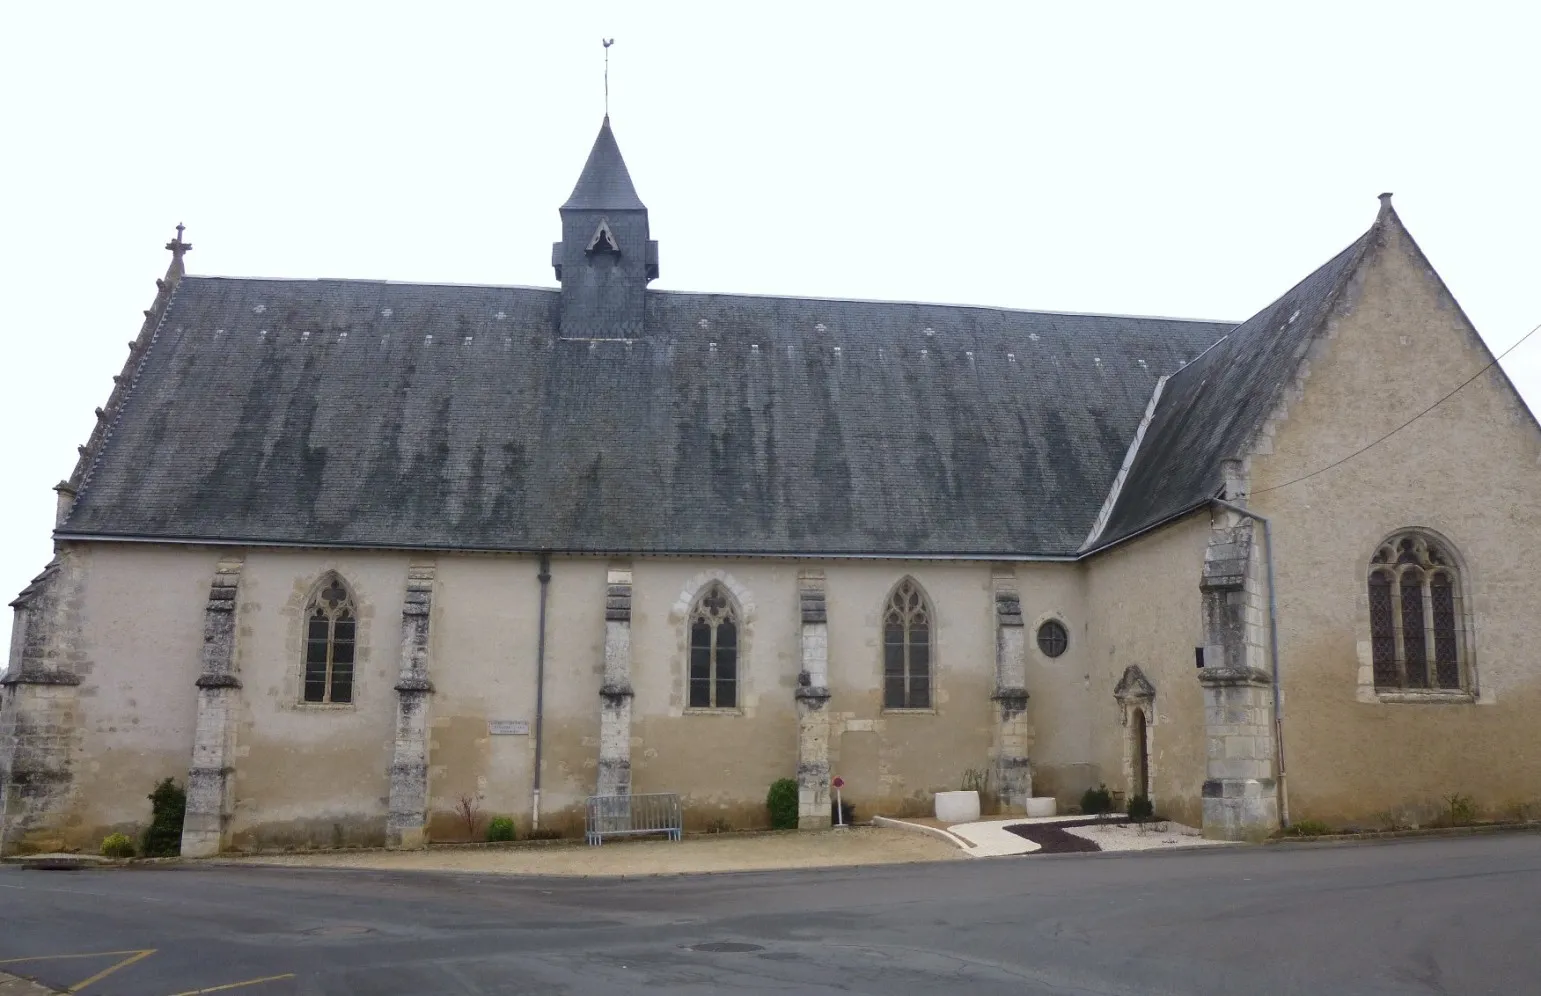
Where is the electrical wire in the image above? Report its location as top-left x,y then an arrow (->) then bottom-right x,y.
1249,319 -> 1541,497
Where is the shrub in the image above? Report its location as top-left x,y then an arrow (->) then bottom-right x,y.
767,778 -> 800,830
486,816 -> 516,842
141,778 -> 186,857
1285,819 -> 1331,837
1127,795 -> 1154,824
1444,793 -> 1477,827
455,794 -> 482,840
100,833 -> 136,859
961,768 -> 990,793
1080,784 -> 1113,817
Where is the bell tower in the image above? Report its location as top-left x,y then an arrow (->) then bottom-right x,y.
552,116 -> 658,337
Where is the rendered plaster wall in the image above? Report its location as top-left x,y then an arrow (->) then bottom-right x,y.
225,550 -> 404,849
1246,215 -> 1541,826
54,544 -> 209,849
1083,516 -> 1211,828
626,561 -> 798,831
1009,562 -> 1093,808
427,555 -> 601,839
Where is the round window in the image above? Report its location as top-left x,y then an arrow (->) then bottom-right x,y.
1036,619 -> 1068,658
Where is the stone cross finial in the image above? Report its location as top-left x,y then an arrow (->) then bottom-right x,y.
165,222 -> 193,259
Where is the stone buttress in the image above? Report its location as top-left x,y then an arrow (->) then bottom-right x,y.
180,556 -> 245,857
387,561 -> 436,849
1198,491 -> 1280,841
990,568 -> 1033,811
0,554 -> 84,856
795,569 -> 832,829
596,564 -> 634,797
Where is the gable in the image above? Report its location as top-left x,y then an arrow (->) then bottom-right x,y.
1246,207 -> 1541,507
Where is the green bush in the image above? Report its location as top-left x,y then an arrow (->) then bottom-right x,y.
486,816 -> 516,842
1080,784 -> 1113,817
1444,793 -> 1477,827
100,833 -> 135,858
1127,795 -> 1154,823
1285,819 -> 1331,837
141,777 -> 186,857
767,778 -> 800,830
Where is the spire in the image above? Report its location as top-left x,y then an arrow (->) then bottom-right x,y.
561,117 -> 646,211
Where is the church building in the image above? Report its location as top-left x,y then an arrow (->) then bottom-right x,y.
4,116 -> 1540,854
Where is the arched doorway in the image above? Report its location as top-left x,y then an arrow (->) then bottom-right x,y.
1131,708 -> 1149,799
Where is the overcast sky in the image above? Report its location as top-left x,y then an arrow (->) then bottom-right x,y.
2,1 -> 1538,654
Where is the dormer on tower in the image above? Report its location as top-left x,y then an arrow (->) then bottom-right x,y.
552,116 -> 659,337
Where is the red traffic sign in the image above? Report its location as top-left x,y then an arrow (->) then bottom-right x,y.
832,777 -> 845,788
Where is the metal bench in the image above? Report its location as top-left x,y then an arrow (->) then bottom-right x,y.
585,792 -> 683,846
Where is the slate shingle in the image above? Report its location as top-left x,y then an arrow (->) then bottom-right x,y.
59,279 -> 1230,556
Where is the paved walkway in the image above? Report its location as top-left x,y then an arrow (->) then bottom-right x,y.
876,813 -> 1227,856
227,825 -> 964,877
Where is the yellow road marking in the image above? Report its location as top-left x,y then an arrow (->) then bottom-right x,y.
68,948 -> 157,992
0,950 -> 154,966
166,973 -> 296,995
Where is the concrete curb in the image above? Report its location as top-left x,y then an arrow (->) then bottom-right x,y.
1266,821 -> 1541,845
871,815 -> 972,852
0,970 -> 65,995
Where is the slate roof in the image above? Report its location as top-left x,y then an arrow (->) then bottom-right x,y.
57,279 -> 1231,555
561,116 -> 647,211
1090,227 -> 1375,548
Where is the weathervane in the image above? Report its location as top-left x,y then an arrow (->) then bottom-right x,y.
603,38 -> 614,117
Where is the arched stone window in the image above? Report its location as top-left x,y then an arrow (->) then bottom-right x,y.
1367,532 -> 1468,692
883,578 -> 932,710
303,574 -> 356,704
688,583 -> 739,709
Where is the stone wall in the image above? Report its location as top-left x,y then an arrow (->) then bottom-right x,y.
1244,211 -> 1541,827
1083,516 -> 1211,829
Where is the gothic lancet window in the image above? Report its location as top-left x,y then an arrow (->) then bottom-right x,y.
1367,532 -> 1467,693
688,583 -> 738,709
303,575 -> 356,704
883,578 -> 932,709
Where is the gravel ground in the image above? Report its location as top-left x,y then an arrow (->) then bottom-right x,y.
1060,819 -> 1221,852
227,825 -> 964,877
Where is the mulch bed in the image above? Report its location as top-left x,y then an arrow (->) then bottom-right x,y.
1003,817 -> 1131,854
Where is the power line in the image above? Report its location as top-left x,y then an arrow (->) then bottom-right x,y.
1250,319 -> 1541,497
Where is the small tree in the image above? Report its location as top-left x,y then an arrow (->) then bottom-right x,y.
142,778 -> 186,857
455,794 -> 482,840
766,778 -> 799,830
1127,795 -> 1154,824
486,816 -> 516,842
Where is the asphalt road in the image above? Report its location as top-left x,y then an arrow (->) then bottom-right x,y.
3,834 -> 1539,995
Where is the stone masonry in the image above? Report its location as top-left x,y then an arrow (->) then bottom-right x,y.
180,556 -> 245,857
596,564 -> 634,798
795,569 -> 833,829
0,553 -> 84,856
1198,484 -> 1280,841
387,561 -> 436,849
990,568 -> 1033,812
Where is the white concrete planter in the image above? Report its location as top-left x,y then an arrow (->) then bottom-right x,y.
934,790 -> 981,823
1024,797 -> 1058,818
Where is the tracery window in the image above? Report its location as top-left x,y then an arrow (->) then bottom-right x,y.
1367,533 -> 1466,692
303,575 -> 356,704
883,578 -> 932,709
688,583 -> 739,709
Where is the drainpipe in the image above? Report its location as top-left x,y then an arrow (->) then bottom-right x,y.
1210,498 -> 1290,829
532,551 -> 552,832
